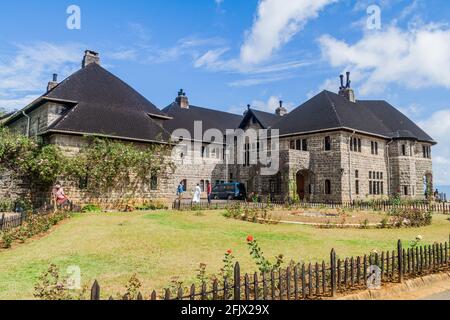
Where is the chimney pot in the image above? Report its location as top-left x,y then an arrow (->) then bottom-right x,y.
175,89 -> 189,109
82,50 -> 100,68
276,100 -> 288,116
47,73 -> 59,92
339,71 -> 356,103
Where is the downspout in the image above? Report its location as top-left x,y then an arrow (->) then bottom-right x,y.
22,110 -> 31,137
386,139 -> 394,197
348,131 -> 356,203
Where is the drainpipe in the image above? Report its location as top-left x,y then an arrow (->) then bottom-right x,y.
22,110 -> 31,137
386,139 -> 394,197
347,131 -> 356,203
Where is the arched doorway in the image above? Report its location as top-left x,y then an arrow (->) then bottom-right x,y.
296,170 -> 313,201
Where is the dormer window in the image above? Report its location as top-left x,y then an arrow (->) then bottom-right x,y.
57,105 -> 69,115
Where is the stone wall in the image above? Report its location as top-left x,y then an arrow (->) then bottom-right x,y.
0,171 -> 30,205
340,132 -> 388,202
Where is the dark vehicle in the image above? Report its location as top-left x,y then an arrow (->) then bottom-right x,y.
211,182 -> 246,200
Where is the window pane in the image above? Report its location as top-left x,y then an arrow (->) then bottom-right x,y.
325,137 -> 331,151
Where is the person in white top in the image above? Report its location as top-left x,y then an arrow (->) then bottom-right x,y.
193,183 -> 202,204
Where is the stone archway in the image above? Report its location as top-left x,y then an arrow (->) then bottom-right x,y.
296,170 -> 314,201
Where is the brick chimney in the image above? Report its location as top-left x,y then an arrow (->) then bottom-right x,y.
175,89 -> 189,109
338,72 -> 356,103
47,73 -> 58,92
275,100 -> 288,116
82,50 -> 100,68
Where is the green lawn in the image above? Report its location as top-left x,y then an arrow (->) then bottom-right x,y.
0,210 -> 448,299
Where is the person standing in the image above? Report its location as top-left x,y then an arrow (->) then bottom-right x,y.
207,181 -> 212,205
193,183 -> 201,204
177,181 -> 185,200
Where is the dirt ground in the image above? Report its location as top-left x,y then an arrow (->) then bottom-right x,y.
271,209 -> 388,225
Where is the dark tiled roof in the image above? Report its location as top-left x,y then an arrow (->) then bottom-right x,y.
162,102 -> 243,136
274,90 -> 435,143
5,63 -> 171,142
42,63 -> 171,142
46,63 -> 169,141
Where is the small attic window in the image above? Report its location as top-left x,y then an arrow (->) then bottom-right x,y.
57,105 -> 69,115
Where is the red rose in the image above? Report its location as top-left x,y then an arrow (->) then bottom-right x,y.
226,249 -> 232,254
247,235 -> 254,242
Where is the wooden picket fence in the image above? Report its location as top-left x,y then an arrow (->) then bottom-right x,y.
89,238 -> 450,300
0,212 -> 27,232
173,199 -> 450,214
0,211 -> 57,232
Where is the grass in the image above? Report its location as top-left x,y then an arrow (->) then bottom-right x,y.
0,210 -> 448,299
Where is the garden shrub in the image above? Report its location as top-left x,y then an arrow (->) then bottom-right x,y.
390,208 -> 432,228
34,264 -> 87,300
135,200 -> 168,211
0,199 -> 13,212
246,235 -> 284,273
0,211 -> 69,249
223,203 -> 280,225
81,204 -> 102,213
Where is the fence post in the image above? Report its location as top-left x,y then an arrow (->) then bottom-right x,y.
397,240 -> 403,283
234,262 -> 241,300
330,249 -> 336,297
90,280 -> 100,300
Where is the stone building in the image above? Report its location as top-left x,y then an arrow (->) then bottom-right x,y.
1,51 -> 435,206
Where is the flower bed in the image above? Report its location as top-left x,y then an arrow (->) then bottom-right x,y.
0,211 -> 70,249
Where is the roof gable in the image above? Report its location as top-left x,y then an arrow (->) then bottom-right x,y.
239,108 -> 281,129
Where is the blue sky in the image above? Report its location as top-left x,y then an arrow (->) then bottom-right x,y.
0,0 -> 449,185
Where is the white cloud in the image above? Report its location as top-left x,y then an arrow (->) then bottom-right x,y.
240,0 -> 336,65
0,42 -> 83,112
228,74 -> 294,88
418,109 -> 450,185
397,103 -> 425,119
194,48 -> 231,69
318,24 -> 450,95
251,95 -> 295,113
0,94 -> 39,112
105,49 -> 138,61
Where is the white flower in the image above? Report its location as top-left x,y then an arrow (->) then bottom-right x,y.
416,235 -> 423,241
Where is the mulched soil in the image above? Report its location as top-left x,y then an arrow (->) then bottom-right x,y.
272,209 -> 388,225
